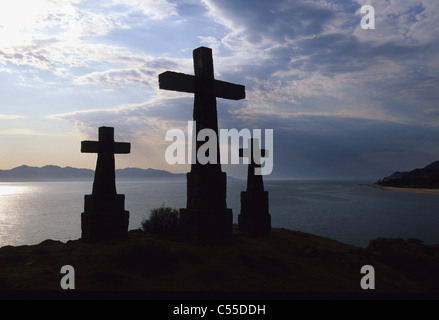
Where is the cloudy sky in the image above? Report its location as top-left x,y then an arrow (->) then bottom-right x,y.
0,0 -> 438,179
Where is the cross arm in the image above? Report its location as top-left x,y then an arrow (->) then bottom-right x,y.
159,71 -> 195,94
81,141 -> 99,153
114,142 -> 131,154
159,71 -> 245,100
214,80 -> 245,100
81,141 -> 130,154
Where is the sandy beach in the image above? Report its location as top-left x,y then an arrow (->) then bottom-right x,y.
366,184 -> 439,195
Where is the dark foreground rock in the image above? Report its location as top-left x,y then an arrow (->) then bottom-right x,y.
0,228 -> 438,298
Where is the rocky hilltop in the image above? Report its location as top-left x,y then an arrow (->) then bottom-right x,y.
376,160 -> 439,188
0,228 -> 438,299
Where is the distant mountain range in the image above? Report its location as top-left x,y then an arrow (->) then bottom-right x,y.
376,160 -> 439,188
0,165 -> 186,181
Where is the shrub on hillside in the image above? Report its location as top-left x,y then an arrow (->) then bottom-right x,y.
141,205 -> 180,237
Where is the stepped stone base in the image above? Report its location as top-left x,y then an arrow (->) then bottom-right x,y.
238,190 -> 271,236
81,194 -> 129,242
180,208 -> 233,243
181,168 -> 232,242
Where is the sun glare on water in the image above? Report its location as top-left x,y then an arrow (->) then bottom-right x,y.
0,184 -> 27,196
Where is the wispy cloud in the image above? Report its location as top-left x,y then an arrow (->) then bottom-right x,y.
0,129 -> 49,136
49,97 -> 195,171
74,56 -> 185,89
107,0 -> 178,20
0,0 -> 180,78
195,0 -> 439,127
0,114 -> 25,120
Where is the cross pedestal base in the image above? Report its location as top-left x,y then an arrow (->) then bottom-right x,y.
81,194 -> 129,242
181,169 -> 233,242
180,207 -> 233,242
238,190 -> 271,236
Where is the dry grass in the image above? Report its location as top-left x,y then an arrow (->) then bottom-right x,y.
0,228 -> 438,298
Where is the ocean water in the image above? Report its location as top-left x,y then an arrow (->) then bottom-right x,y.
0,179 -> 439,248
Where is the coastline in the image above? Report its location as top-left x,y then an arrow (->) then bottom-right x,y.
366,183 -> 439,195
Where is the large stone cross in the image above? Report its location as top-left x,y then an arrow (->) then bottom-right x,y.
159,46 -> 245,167
80,126 -> 130,242
81,126 -> 130,196
158,47 -> 245,242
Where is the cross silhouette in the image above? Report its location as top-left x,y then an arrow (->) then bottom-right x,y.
81,126 -> 130,196
158,47 -> 245,241
159,46 -> 245,167
238,138 -> 271,236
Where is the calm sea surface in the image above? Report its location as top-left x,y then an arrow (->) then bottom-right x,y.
0,179 -> 438,248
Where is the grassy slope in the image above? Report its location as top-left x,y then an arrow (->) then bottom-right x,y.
0,228 -> 438,297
